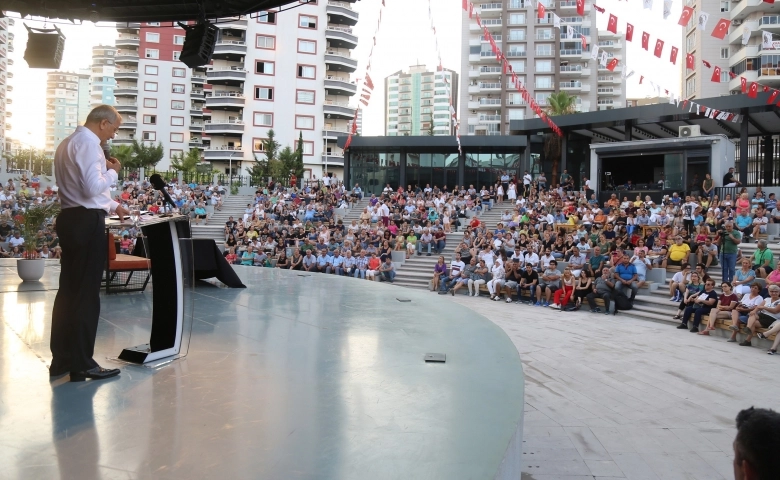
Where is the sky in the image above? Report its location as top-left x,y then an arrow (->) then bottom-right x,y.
5,0 -> 684,146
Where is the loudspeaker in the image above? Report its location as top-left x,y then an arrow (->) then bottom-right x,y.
24,25 -> 65,69
179,22 -> 219,68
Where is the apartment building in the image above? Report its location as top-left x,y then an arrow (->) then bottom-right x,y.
45,71 -> 91,153
728,0 -> 780,95
681,0 -> 731,99
384,65 -> 459,136
459,0 -> 626,135
0,17 -> 14,153
90,45 -> 117,107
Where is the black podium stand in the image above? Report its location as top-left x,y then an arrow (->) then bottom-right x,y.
116,215 -> 194,364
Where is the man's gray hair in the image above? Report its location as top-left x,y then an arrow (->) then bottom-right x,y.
85,105 -> 121,125
758,239 -> 768,248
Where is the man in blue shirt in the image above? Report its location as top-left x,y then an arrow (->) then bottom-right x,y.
315,249 -> 329,273
614,254 -> 639,300
328,250 -> 344,275
735,211 -> 753,238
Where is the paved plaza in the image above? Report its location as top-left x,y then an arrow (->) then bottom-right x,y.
448,295 -> 773,480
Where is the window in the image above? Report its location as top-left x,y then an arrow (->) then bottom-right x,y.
257,11 -> 276,24
172,67 -> 186,77
145,49 -> 159,59
255,61 -> 275,75
252,138 -> 267,152
173,35 -> 185,45
507,109 -> 524,120
145,65 -> 159,75
254,112 -> 273,126
536,60 -> 552,72
295,115 -> 314,130
171,100 -> 185,110
686,77 -> 696,96
508,29 -> 526,41
295,140 -> 314,155
297,64 -> 316,79
296,89 -> 315,104
509,60 -> 525,72
721,47 -> 729,59
535,92 -> 549,105
143,98 -> 157,108
254,86 -> 274,100
144,82 -> 158,92
142,131 -> 156,141
146,22 -> 160,26
170,133 -> 184,143
299,15 -> 317,29
535,44 -> 553,56
171,117 -> 185,126
173,51 -> 181,61
172,84 -> 186,94
536,28 -> 553,40
535,76 -> 553,88
721,1 -> 730,12
145,32 -> 160,43
170,149 -> 183,159
721,70 -> 730,83
509,13 -> 525,25
686,32 -> 696,52
298,39 -> 317,54
256,35 -> 276,49
143,115 -> 157,124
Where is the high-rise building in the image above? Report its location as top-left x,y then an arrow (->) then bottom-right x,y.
90,45 -> 118,107
77,68 -> 92,124
459,0 -> 626,135
45,71 -> 92,153
0,17 -> 14,153
681,0 -> 730,99
727,0 -> 777,95
356,108 -> 363,136
384,65 -> 458,136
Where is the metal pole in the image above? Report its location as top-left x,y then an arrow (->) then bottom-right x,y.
229,151 -> 234,195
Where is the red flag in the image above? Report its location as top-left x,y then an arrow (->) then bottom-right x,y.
670,46 -> 679,65
740,77 -> 747,93
606,58 -> 618,71
711,66 -> 721,82
476,13 -> 481,26
538,2 -> 546,19
580,34 -> 587,49
654,39 -> 664,58
626,23 -> 634,42
469,3 -> 473,18
593,4 -> 605,13
576,0 -> 585,15
711,18 -> 730,39
463,0 -> 468,10
608,14 -> 618,34
679,6 -> 694,26
640,76 -> 644,84
641,32 -> 650,50
703,60 -> 711,68
502,60 -> 508,75
769,90 -> 780,104
766,0 -> 775,3
729,71 -> 737,79
686,53 -> 695,70
365,73 -> 374,90
765,85 -> 770,92
748,82 -> 759,98
344,134 -> 353,150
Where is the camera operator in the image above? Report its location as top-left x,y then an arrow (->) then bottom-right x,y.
721,222 -> 741,284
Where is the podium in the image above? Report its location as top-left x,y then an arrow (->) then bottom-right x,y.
114,215 -> 195,364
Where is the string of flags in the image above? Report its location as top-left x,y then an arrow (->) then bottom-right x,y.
427,0 -> 462,153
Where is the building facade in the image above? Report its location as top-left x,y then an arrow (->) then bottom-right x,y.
681,0 -> 731,99
459,0 -> 626,136
90,45 -> 117,107
45,71 -> 91,154
384,65 -> 458,137
0,17 -> 14,154
727,0 -> 779,95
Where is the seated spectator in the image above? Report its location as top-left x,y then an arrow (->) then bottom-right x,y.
487,259 -> 506,301
751,239 -> 775,279
467,259 -> 489,297
517,263 -> 538,304
241,246 -> 256,266
629,249 -> 652,288
678,279 -> 718,332
672,271 -> 704,320
536,260 -> 560,306
741,284 -> 780,347
366,253 -> 381,281
728,283 -> 764,342
550,268 -> 575,309
662,236 -> 691,268
572,270 -> 593,309
697,237 -> 718,269
734,258 -> 757,296
614,254 -> 639,301
700,282 -> 738,335
432,256 -> 447,292
378,256 -> 396,283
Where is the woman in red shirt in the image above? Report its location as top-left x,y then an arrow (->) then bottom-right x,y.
700,282 -> 738,335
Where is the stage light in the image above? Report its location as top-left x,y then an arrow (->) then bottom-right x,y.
178,21 -> 219,69
23,24 -> 65,69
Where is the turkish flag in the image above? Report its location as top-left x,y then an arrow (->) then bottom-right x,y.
686,53 -> 695,69
711,18 -> 731,39
703,60 -> 711,68
642,32 -> 650,50
538,2 -> 546,19
606,58 -> 619,71
748,82 -> 759,98
577,0 -> 585,15
769,90 -> 780,104
679,6 -> 694,26
608,14 -> 618,34
463,0 -> 468,11
711,66 -> 721,82
580,34 -> 587,49
640,76 -> 644,84
654,39 -> 664,58
670,46 -> 679,64
766,0 -> 775,3
740,77 -> 747,93
626,23 -> 634,41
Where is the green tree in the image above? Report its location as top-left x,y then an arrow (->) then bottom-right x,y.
249,129 -> 280,186
131,139 -> 164,168
170,149 -> 202,173
427,123 -> 435,136
110,144 -> 134,166
543,92 -> 578,183
4,148 -> 53,176
277,146 -> 297,184
294,131 -> 305,179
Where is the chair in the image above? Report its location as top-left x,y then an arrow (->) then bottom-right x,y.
104,232 -> 151,294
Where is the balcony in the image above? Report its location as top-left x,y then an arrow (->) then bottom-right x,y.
323,154 -> 345,166
190,89 -> 206,99
560,48 -> 584,58
217,17 -> 248,30
111,138 -> 135,145
119,119 -> 137,130
560,81 -> 584,91
731,0 -> 765,21
204,120 -> 245,135
191,109 -> 204,116
597,75 -> 621,85
597,40 -> 622,49
327,1 -> 359,26
191,75 -> 206,84
204,147 -> 245,161
325,26 -> 358,49
560,65 -> 582,75
478,66 -> 502,77
114,87 -> 138,97
323,128 -> 350,140
205,92 -> 246,110
213,40 -> 247,58
597,87 -> 621,95
116,22 -> 141,32
206,67 -> 247,86
759,65 -> 780,86
189,141 -> 205,149
470,18 -> 502,31
730,20 -> 759,45
478,114 -> 502,124
190,124 -> 205,133
559,0 -> 590,11
730,44 -> 760,67
480,3 -> 504,15
479,82 -> 502,92
115,103 -> 138,114
116,36 -> 140,48
323,101 -> 355,120
114,69 -> 138,80
324,51 -> 358,73
508,0 -> 531,8
115,53 -> 139,64
469,99 -> 502,109
325,76 -> 358,96
505,50 -> 526,58
729,69 -> 757,91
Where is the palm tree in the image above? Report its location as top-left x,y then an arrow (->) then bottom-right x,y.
543,92 -> 577,183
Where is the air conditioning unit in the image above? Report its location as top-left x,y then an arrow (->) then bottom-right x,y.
733,19 -> 742,26
679,125 -> 701,137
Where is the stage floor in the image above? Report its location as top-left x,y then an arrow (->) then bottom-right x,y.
0,262 -> 525,479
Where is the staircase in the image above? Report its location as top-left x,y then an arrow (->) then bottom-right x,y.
190,194 -> 255,244
394,232 -> 462,289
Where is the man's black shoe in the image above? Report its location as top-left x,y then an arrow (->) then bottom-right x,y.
70,367 -> 120,382
49,365 -> 70,379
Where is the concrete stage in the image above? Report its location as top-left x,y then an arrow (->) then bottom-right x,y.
0,261 -> 525,480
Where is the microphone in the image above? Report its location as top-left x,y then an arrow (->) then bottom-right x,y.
149,174 -> 177,212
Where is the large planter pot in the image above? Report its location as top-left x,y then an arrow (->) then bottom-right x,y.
17,258 -> 46,282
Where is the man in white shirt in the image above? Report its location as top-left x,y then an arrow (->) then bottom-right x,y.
50,105 -> 127,382
440,253 -> 466,293
523,246 -> 540,270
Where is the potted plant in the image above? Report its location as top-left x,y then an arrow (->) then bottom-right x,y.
13,202 -> 61,281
